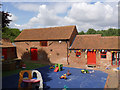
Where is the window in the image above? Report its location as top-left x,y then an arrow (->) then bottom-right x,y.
101,52 -> 107,58
40,41 -> 47,46
76,51 -> 81,57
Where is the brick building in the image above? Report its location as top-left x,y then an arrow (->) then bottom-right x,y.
69,34 -> 120,67
1,38 -> 17,60
14,25 -> 78,64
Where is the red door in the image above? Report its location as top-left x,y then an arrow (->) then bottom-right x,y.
31,48 -> 38,61
87,51 -> 96,65
2,48 -> 7,60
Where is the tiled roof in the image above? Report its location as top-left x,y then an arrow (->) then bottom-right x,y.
71,34 -> 120,49
0,38 -> 15,47
15,25 -> 77,41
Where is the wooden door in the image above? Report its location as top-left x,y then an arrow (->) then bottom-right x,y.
31,48 -> 38,61
87,51 -> 96,65
2,48 -> 7,60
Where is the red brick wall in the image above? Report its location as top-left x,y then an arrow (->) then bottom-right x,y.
15,41 -> 69,64
68,50 -> 87,67
68,50 -> 112,68
97,51 -> 112,67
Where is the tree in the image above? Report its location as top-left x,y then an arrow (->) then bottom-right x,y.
2,27 -> 21,42
78,31 -> 85,35
118,29 -> 120,36
78,28 -> 119,36
86,28 -> 96,34
1,11 -> 12,29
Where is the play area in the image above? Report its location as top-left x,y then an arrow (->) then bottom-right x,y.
2,64 -> 108,89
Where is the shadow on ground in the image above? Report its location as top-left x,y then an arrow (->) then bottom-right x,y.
2,65 -> 52,89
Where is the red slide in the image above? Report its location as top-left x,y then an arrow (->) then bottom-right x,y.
54,67 -> 59,72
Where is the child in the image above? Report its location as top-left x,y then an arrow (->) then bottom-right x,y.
66,70 -> 71,76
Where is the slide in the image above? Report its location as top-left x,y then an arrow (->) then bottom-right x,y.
54,67 -> 59,72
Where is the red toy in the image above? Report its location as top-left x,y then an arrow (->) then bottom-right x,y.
54,67 -> 59,72
22,64 -> 26,69
60,74 -> 67,79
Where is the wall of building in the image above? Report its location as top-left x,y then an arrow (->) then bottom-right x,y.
15,41 -> 69,64
98,51 -> 112,67
2,47 -> 17,60
68,50 -> 112,68
68,50 -> 87,67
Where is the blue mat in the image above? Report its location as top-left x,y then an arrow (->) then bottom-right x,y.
2,66 -> 108,89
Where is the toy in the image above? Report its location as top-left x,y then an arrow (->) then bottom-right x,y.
32,70 -> 43,89
89,70 -> 95,73
63,85 -> 69,90
60,74 -> 67,79
18,70 -> 43,89
49,65 -> 54,69
22,64 -> 26,69
54,64 -> 63,72
106,65 -> 110,70
81,69 -> 89,74
18,70 -> 32,88
66,70 -> 71,76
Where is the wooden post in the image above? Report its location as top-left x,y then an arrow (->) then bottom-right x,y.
66,41 -> 69,65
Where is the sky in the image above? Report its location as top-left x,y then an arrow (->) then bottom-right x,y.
1,0 -> 119,32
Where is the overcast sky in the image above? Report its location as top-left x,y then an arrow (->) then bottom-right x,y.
1,0 -> 119,32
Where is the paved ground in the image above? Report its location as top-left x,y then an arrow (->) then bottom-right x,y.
2,65 -> 108,89
118,71 -> 120,89
64,64 -> 119,89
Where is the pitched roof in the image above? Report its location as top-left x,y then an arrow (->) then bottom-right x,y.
15,25 -> 77,41
0,38 -> 15,47
100,36 -> 119,49
71,34 -> 120,50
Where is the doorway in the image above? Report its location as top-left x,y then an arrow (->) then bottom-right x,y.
2,48 -> 7,60
112,52 -> 120,65
30,48 -> 38,61
87,51 -> 96,65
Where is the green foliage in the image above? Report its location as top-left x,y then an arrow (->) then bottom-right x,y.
78,31 -> 85,35
1,11 -> 12,28
2,27 -> 21,42
78,28 -> 119,36
86,28 -> 96,34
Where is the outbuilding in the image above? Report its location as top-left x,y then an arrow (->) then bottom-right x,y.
69,34 -> 120,68
14,25 -> 78,64
1,38 -> 17,60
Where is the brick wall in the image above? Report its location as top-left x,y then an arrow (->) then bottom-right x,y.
68,50 -> 112,67
15,41 -> 69,64
68,50 -> 87,67
98,51 -> 112,67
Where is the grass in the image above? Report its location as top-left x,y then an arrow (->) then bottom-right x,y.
2,61 -> 47,77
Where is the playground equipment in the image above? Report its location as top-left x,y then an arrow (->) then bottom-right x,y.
64,85 -> 69,90
54,64 -> 63,72
81,69 -> 89,74
66,70 -> 71,76
22,64 -> 26,69
49,65 -> 54,69
18,70 -> 43,89
60,74 -> 67,79
18,70 -> 32,89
